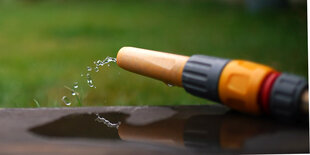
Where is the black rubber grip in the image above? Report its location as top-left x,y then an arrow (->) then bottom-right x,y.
182,55 -> 230,102
270,73 -> 308,118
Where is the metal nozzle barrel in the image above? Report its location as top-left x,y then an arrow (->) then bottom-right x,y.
117,47 -> 189,86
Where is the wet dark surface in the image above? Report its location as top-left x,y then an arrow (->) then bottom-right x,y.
30,112 -> 128,140
0,105 -> 309,154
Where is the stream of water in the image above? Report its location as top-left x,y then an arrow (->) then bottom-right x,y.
61,56 -> 117,106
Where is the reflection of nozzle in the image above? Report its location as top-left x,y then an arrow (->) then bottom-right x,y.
116,112 -> 308,153
117,115 -> 223,148
219,114 -> 267,149
301,90 -> 308,114
118,119 -> 186,145
117,47 -> 308,118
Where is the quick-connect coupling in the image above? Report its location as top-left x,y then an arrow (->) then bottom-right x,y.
182,56 -> 275,115
218,60 -> 275,115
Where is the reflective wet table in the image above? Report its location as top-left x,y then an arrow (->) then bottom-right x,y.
0,105 -> 308,154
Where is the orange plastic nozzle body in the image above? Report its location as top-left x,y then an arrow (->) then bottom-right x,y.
218,60 -> 275,115
117,47 -> 189,87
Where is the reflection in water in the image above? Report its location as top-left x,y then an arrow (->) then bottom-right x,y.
30,112 -> 128,139
29,110 -> 308,154
95,113 -> 121,129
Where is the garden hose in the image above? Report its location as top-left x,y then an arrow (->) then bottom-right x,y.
116,47 -> 308,118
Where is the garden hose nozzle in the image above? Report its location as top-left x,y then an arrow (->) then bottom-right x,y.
117,47 -> 308,118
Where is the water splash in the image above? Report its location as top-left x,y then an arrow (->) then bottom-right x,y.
62,96 -> 71,106
83,57 -> 116,88
86,73 -> 95,88
61,56 -> 116,106
64,84 -> 82,106
93,57 -> 117,72
95,113 -> 121,129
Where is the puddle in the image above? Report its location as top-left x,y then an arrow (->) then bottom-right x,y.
29,112 -> 128,140
28,111 -> 308,153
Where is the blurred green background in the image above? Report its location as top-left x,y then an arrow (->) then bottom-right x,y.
0,0 -> 307,107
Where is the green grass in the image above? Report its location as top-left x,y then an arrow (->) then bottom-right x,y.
0,0 -> 307,107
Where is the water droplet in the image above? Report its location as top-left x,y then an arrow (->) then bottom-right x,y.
73,82 -> 78,89
94,66 -> 99,72
87,80 -> 94,87
167,84 -> 173,87
86,73 -> 95,88
62,96 -> 71,106
72,92 -> 76,96
87,66 -> 92,71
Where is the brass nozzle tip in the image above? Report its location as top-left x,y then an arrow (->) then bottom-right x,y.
117,47 -> 189,87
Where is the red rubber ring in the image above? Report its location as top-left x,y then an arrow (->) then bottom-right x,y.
259,72 -> 280,114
